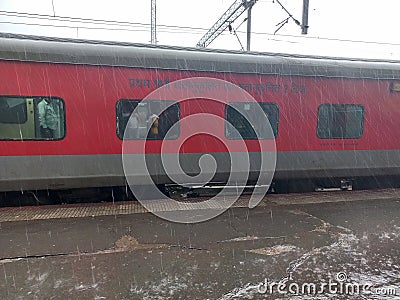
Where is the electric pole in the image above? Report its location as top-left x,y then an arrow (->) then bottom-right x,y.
301,0 -> 309,34
151,0 -> 157,44
246,4 -> 252,51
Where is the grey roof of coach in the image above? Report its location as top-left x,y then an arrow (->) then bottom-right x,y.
0,32 -> 400,79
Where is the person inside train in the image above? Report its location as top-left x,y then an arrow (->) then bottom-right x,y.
146,101 -> 163,139
121,102 -> 139,139
125,111 -> 139,139
147,112 -> 159,139
154,101 -> 180,139
38,97 -> 59,138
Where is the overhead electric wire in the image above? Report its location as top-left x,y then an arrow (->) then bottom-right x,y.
0,20 -> 149,33
0,9 -> 400,47
0,20 -> 209,35
0,10 -> 208,33
239,30 -> 400,47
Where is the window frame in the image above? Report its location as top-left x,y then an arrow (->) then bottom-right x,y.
116,99 -> 181,140
0,95 -> 66,141
316,103 -> 365,139
224,101 -> 279,140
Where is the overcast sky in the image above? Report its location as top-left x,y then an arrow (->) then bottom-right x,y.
0,0 -> 399,59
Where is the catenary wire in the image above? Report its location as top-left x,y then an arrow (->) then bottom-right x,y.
1,10 -> 400,47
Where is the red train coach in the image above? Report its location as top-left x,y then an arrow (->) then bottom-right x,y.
1,33 -> 400,197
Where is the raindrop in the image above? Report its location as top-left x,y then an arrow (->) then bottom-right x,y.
160,252 -> 164,275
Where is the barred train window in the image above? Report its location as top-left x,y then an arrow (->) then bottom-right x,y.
117,100 -> 180,140
225,102 -> 279,140
0,96 -> 65,140
317,104 -> 364,139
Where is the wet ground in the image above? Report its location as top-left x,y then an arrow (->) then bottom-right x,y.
1,193 -> 400,299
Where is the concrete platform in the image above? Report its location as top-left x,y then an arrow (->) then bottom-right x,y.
1,190 -> 400,299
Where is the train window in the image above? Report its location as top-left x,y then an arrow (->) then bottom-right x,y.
0,96 -> 65,140
317,104 -> 364,139
0,97 -> 27,124
116,100 -> 180,140
225,102 -> 279,140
